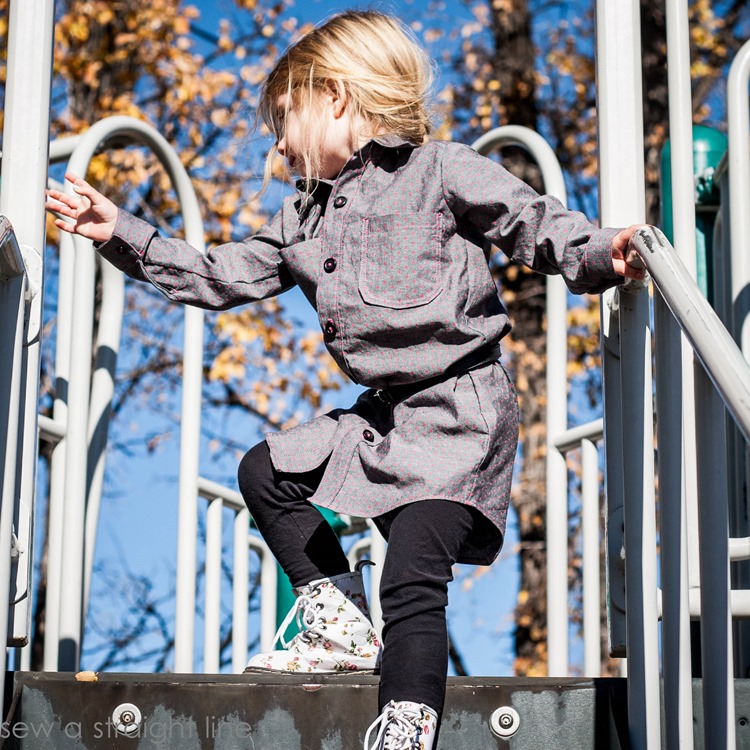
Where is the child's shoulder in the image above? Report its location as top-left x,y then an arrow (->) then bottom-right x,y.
419,138 -> 472,156
416,138 -> 484,168
409,140 -> 490,186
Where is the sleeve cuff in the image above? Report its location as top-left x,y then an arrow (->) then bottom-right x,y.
583,226 -> 623,293
94,209 -> 157,273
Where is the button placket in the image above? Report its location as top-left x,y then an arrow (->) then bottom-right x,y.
317,169 -> 362,371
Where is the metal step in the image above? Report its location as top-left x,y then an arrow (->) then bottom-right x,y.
2,672 -> 630,749
3,672 -> 748,749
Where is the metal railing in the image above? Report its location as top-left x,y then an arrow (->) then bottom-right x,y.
471,126 -> 583,677
42,118 -> 208,671
473,127 -> 627,681
42,117 -> 292,675
196,478 -> 277,673
627,225 -> 750,749
0,0 -> 55,719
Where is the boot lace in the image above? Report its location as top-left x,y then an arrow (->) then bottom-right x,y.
272,593 -> 325,649
364,702 -> 424,750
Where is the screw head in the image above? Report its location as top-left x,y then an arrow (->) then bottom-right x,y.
112,703 -> 142,735
490,706 -> 520,738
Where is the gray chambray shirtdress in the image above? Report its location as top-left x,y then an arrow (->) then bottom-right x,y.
96,135 -> 622,565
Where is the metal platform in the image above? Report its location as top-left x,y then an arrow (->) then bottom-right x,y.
1,672 -> 630,749
3,672 -> 749,749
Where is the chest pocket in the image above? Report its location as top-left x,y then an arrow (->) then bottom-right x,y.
359,213 -> 443,309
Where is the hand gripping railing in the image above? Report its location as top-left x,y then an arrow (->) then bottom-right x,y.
627,226 -> 750,437
626,225 -> 750,750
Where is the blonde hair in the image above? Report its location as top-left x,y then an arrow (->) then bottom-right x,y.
257,10 -> 434,194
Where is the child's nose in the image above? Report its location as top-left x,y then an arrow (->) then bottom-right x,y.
277,138 -> 286,156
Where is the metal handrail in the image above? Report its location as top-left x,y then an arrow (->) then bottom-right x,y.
628,226 -> 750,440
630,223 -> 747,750
0,217 -> 24,280
728,39 -> 750,359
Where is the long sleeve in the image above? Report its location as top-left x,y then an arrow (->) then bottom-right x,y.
95,203 -> 296,310
441,142 -> 621,295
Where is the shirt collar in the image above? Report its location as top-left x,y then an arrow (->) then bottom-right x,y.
370,133 -> 417,149
293,135 -> 419,193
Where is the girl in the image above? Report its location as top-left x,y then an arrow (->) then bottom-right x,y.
46,10 -> 644,749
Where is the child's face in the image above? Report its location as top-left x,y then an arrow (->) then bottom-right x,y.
276,91 -> 359,181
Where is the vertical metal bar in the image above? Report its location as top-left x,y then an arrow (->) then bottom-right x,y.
595,1 -> 646,226
654,291 -> 694,750
203,497 -> 223,673
581,439 -> 601,677
0,0 -> 55,667
618,283 -> 660,750
726,48 -> 750,686
367,521 -> 386,634
665,0 -> 698,278
232,509 -> 250,674
0,280 -> 26,671
727,40 -> 750,358
723,44 -> 750,679
601,297 -> 626,658
248,536 -> 278,653
58,232 -> 95,671
664,10 -> 703,727
595,0 -> 647,675
595,0 -> 659,744
83,261 -> 125,611
44,234 -> 74,670
546,275 -> 569,677
174,306 -> 204,672
694,362 -> 735,749
171,137 -> 207,671
19,641 -> 31,671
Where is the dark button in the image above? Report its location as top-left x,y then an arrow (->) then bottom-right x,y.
362,429 -> 374,442
324,319 -> 337,337
333,196 -> 348,208
323,257 -> 337,273
116,245 -> 126,254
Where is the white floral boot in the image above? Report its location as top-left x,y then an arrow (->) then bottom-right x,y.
244,563 -> 381,673
364,701 -> 439,750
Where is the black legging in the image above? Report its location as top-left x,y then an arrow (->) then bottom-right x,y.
237,440 -> 476,715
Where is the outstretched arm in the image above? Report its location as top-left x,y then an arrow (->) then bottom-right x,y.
45,171 -> 118,243
442,143 -> 644,294
46,173 -> 296,310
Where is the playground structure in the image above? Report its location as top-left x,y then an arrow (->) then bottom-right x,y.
0,0 -> 750,747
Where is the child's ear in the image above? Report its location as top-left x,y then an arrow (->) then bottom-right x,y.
326,79 -> 347,118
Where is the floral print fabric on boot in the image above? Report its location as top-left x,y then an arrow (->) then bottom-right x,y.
364,701 -> 439,750
244,563 -> 381,673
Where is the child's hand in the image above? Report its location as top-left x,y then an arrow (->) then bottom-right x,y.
45,172 -> 118,244
611,224 -> 648,281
